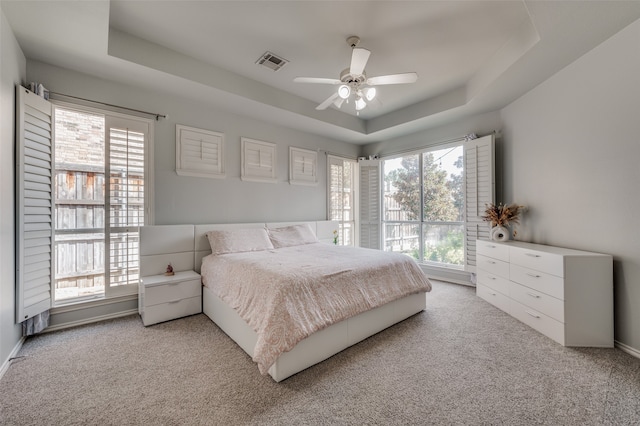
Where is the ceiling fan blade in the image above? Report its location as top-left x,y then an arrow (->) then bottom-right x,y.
294,77 -> 342,85
366,72 -> 418,86
316,92 -> 340,110
350,48 -> 370,75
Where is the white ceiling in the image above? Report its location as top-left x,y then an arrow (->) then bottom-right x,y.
3,1 -> 640,144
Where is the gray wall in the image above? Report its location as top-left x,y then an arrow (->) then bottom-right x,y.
27,61 -> 359,226
0,10 -> 26,371
500,19 -> 640,351
362,111 -> 503,159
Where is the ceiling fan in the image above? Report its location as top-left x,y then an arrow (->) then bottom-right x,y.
294,36 -> 418,114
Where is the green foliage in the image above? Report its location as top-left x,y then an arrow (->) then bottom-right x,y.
384,153 -> 461,222
423,228 -> 464,265
384,149 -> 464,266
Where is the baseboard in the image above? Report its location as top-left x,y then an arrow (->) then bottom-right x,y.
44,309 -> 139,333
615,340 -> 640,360
0,336 -> 25,380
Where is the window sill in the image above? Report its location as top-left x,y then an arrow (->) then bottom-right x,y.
419,263 -> 472,286
51,293 -> 138,315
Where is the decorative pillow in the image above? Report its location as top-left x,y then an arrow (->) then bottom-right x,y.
267,224 -> 318,248
206,228 -> 274,255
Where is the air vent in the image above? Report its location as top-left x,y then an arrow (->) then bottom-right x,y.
256,51 -> 288,71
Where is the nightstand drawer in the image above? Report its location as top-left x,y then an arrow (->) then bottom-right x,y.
142,295 -> 201,326
477,283 -> 511,314
510,299 -> 564,345
510,247 -> 564,277
510,264 -> 564,300
477,254 -> 509,279
477,268 -> 510,295
510,281 -> 564,322
145,278 -> 201,307
476,240 -> 510,262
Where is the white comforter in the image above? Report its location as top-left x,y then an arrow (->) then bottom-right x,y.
201,243 -> 432,374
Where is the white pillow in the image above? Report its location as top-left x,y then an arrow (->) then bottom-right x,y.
206,228 -> 274,255
268,224 -> 318,248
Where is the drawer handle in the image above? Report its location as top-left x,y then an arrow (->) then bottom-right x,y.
487,260 -> 496,264
526,292 -> 541,299
525,310 -> 541,319
488,276 -> 497,280
487,245 -> 497,248
168,299 -> 182,304
525,253 -> 541,258
489,291 -> 497,296
525,272 -> 541,278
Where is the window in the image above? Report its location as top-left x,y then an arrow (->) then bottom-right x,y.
382,144 -> 464,268
53,105 -> 152,304
328,155 -> 356,246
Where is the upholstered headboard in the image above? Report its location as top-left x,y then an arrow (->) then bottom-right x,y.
140,221 -> 338,277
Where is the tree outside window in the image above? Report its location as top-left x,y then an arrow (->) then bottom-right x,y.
383,145 -> 464,267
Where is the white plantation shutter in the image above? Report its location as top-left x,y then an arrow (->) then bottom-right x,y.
464,134 -> 495,272
328,155 -> 355,245
16,86 -> 53,322
106,117 -> 148,295
176,125 -> 225,179
289,147 -> 317,185
359,159 -> 382,249
241,137 -> 277,183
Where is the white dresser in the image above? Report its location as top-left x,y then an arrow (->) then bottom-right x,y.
139,270 -> 202,326
476,239 -> 613,347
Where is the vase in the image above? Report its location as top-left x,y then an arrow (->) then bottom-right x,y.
491,225 -> 510,242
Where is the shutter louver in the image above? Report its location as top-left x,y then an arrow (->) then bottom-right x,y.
464,135 -> 495,272
108,125 -> 145,288
16,87 -> 53,322
359,160 -> 381,249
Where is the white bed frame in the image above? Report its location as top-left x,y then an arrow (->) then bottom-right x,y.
140,221 -> 427,382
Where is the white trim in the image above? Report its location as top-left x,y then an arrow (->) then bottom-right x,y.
0,337 -> 26,381
52,293 -> 137,314
421,264 -> 473,286
45,308 -> 139,333
615,340 -> 640,360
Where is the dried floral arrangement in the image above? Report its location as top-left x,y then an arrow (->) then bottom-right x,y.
482,202 -> 525,229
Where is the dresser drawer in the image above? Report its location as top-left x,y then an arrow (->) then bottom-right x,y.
477,268 -> 510,295
144,278 -> 201,307
476,240 -> 510,262
477,254 -> 509,279
510,281 -> 564,322
142,295 -> 201,326
510,246 -> 564,277
510,299 -> 564,345
510,264 -> 564,300
477,283 -> 511,314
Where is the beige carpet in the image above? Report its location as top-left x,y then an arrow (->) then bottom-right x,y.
1,281 -> 639,425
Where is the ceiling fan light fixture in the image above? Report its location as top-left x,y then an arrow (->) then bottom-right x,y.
338,85 -> 351,99
365,87 -> 376,101
355,96 -> 367,111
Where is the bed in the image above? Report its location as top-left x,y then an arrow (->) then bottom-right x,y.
139,221 -> 432,382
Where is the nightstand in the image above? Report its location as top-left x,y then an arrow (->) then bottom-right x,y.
139,270 -> 202,326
